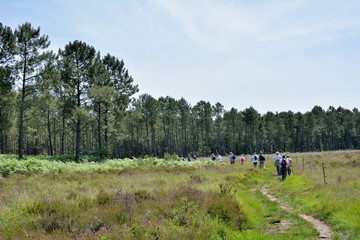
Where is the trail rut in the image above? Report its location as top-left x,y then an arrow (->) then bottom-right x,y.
260,188 -> 332,239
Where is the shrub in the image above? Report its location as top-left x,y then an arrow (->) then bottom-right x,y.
189,174 -> 207,184
163,152 -> 179,161
23,199 -> 75,234
134,189 -> 154,202
205,193 -> 247,231
96,190 -> 114,205
115,191 -> 137,222
173,185 -> 205,204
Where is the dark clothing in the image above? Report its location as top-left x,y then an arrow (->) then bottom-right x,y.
276,166 -> 281,175
281,167 -> 287,181
259,154 -> 265,169
253,161 -> 258,168
230,154 -> 236,164
280,160 -> 287,180
260,161 -> 265,169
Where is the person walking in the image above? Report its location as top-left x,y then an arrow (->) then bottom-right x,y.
286,155 -> 292,175
273,151 -> 282,175
259,151 -> 266,169
239,155 -> 245,166
229,152 -> 236,165
251,152 -> 259,168
280,155 -> 288,181
218,154 -> 223,162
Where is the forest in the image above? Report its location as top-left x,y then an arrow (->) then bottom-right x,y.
1,22 -> 360,161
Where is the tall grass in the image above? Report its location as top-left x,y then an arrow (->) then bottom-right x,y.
0,151 -> 359,239
263,150 -> 360,240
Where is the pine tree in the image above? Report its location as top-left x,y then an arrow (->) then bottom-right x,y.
14,22 -> 50,159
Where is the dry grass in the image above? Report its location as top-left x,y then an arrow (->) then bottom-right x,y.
0,151 -> 359,239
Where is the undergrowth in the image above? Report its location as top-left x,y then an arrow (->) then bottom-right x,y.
0,151 -> 359,239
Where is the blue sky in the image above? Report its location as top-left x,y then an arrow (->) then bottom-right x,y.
2,0 -> 360,113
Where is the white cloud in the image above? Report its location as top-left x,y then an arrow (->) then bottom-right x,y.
153,0 -> 360,56
3,0 -> 360,113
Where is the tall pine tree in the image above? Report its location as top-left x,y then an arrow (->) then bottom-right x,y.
14,22 -> 50,159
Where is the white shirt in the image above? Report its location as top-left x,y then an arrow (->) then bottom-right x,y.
273,154 -> 282,161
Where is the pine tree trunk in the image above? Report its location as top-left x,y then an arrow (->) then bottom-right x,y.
104,106 -> 109,151
75,118 -> 81,162
53,117 -> 57,154
60,107 -> 65,155
97,102 -> 102,155
18,99 -> 25,159
0,131 -> 4,154
75,80 -> 81,162
47,110 -> 53,156
18,48 -> 27,159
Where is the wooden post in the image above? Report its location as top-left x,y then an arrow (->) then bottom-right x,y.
322,162 -> 327,187
302,155 -> 305,173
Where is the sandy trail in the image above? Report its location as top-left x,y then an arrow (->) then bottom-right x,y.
260,188 -> 332,239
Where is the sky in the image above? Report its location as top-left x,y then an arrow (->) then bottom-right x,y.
2,0 -> 360,114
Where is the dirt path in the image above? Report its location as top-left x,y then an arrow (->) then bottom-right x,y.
260,188 -> 332,239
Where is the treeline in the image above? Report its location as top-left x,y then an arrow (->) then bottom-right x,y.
0,22 -> 138,161
1,22 -> 360,160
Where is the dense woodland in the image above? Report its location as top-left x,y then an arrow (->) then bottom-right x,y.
1,22 -> 360,161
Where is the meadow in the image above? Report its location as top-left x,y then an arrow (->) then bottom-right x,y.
0,151 -> 359,239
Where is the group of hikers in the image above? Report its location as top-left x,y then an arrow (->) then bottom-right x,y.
272,151 -> 292,181
211,151 -> 293,181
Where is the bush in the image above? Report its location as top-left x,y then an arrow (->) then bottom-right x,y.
205,193 -> 247,231
163,152 -> 179,161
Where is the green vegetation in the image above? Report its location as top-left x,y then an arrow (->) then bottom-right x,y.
0,154 -> 213,177
0,150 -> 359,239
263,151 -> 360,240
1,22 -> 360,162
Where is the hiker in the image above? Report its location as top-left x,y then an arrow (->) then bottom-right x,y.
259,151 -> 266,169
251,152 -> 259,168
239,155 -> 245,165
218,154 -> 223,162
229,152 -> 236,165
286,155 -> 292,175
273,151 -> 282,175
280,155 -> 288,181
211,153 -> 216,160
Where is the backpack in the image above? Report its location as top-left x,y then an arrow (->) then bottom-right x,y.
281,159 -> 287,168
253,155 -> 258,161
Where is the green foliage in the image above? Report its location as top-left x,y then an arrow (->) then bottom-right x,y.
0,154 -> 216,177
163,152 -> 179,161
0,151 -> 359,239
206,194 -> 247,231
261,151 -> 360,240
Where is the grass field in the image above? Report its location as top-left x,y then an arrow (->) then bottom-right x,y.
0,151 -> 359,239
